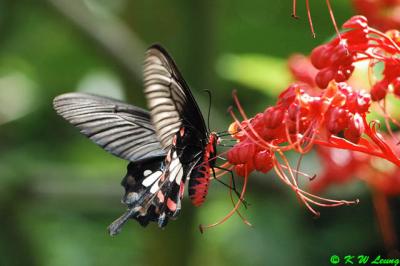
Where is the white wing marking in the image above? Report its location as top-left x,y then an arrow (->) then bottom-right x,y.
142,171 -> 162,187
175,167 -> 184,185
144,170 -> 152,176
150,180 -> 160,194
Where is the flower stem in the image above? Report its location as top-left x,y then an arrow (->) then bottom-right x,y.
371,189 -> 398,254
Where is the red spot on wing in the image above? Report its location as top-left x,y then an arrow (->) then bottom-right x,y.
157,191 -> 165,203
179,181 -> 185,198
167,198 -> 177,212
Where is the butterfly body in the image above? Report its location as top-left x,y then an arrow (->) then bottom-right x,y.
53,44 -> 218,235
189,133 -> 218,206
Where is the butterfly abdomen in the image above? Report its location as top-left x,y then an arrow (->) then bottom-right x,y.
189,163 -> 211,207
189,134 -> 217,207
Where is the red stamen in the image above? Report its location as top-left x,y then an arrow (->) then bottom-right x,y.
199,166 -> 250,233
306,0 -> 316,38
228,174 -> 252,226
372,189 -> 398,253
292,0 -> 299,19
272,150 -> 358,215
368,28 -> 400,53
325,0 -> 342,41
230,93 -> 299,152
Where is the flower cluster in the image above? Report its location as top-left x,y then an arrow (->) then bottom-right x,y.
310,143 -> 400,252
352,0 -> 400,32
311,145 -> 400,196
310,15 -> 400,103
224,16 -> 400,215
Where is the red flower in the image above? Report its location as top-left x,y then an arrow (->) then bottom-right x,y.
353,0 -> 400,32
312,137 -> 400,196
310,16 -> 400,92
223,16 -> 400,216
288,54 -> 318,87
309,146 -> 368,193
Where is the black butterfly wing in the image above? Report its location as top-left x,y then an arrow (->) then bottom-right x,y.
144,44 -> 212,202
54,45 -> 213,234
108,145 -> 190,235
53,92 -> 186,234
144,45 -> 218,208
143,44 -> 208,149
109,45 -> 212,232
53,92 -> 166,162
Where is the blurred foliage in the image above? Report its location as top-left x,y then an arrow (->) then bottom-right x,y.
216,54 -> 290,96
0,0 -> 397,266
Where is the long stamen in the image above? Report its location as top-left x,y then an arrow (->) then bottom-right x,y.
367,57 -> 377,87
272,158 -> 319,215
199,166 -> 249,233
283,113 -> 318,153
313,136 -> 399,167
276,153 -> 321,214
306,0 -> 316,38
230,95 -> 298,152
325,0 -> 341,41
228,107 -> 274,151
277,150 -> 299,187
380,99 -> 400,144
295,154 -> 304,183
272,151 -> 358,214
292,0 -> 299,19
292,0 -> 299,18
299,189 -> 359,205
363,117 -> 400,164
280,164 -> 315,179
228,175 -> 252,226
368,28 -> 400,53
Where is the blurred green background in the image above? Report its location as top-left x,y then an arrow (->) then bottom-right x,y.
0,0 -> 397,265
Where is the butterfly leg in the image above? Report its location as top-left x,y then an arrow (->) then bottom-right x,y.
212,166 -> 249,209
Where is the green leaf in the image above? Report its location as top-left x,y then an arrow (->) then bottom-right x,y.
216,54 -> 291,96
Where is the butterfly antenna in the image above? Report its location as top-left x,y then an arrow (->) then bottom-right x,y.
204,89 -> 212,133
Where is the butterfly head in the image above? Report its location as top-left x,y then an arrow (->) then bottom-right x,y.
205,132 -> 219,167
210,132 -> 220,145
209,132 -> 220,155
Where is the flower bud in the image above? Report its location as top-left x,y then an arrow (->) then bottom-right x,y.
335,64 -> 354,82
371,81 -> 388,101
234,163 -> 254,177
234,164 -> 246,177
253,150 -> 273,173
327,107 -> 348,134
316,68 -> 335,88
329,43 -> 352,67
392,77 -> 400,97
344,113 -> 365,143
227,147 -> 240,165
263,107 -> 284,129
311,44 -> 332,69
355,91 -> 371,113
342,15 -> 368,30
237,142 -> 256,164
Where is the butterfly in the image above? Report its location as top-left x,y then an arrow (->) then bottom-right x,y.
53,44 -> 219,235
